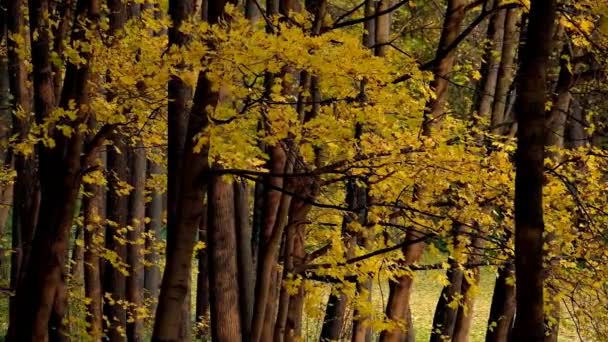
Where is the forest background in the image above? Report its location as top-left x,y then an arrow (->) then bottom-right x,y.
1,0 -> 608,341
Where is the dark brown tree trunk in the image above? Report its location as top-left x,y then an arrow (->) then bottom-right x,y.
490,8 -> 520,134
195,210 -> 210,337
153,1 -> 230,339
83,170 -> 105,341
207,174 -> 242,341
512,0 -> 557,340
235,179 -> 255,337
10,0 -> 99,338
284,220 -> 307,340
104,2 -> 128,340
104,135 -> 130,342
382,1 -> 465,340
127,142 -> 146,342
5,0 -> 39,338
144,161 -> 163,315
275,195 -> 313,342
452,235 -> 484,342
485,262 -> 515,342
422,0 -> 466,136
430,225 -> 465,342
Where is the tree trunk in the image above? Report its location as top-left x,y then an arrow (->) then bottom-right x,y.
10,0 -> 99,338
430,225 -> 465,342
153,1 -> 226,340
382,0 -> 466,340
127,142 -> 146,341
490,8 -> 520,134
104,135 -> 130,342
485,263 -> 515,342
144,161 -> 163,316
235,180 -> 255,337
207,174 -> 242,341
83,168 -> 105,341
422,0 -> 466,136
195,210 -> 210,338
452,235 -> 484,342
512,0 -> 557,340
475,3 -> 505,117
6,0 -> 39,337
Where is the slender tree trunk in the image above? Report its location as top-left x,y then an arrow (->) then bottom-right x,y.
153,2 -> 230,339
207,174 -> 242,341
83,165 -> 105,341
235,180 -> 255,337
452,234 -> 484,342
475,3 -> 505,117
104,135 -> 130,342
512,1 -> 557,340
430,225 -> 466,342
5,0 -> 39,338
382,0 -> 466,340
144,161 -> 163,315
127,142 -> 146,341
485,262 -> 515,342
195,210 -> 210,338
490,8 -> 520,134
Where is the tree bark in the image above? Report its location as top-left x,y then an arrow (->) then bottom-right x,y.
430,225 -> 466,342
104,135 -> 130,342
10,0 -> 99,338
195,209 -> 210,338
144,161 -> 163,316
83,163 -> 105,341
235,179 -> 255,337
153,2 -> 230,339
485,262 -> 515,342
5,0 -> 39,338
512,1 -> 557,340
475,3 -> 505,117
127,141 -> 146,342
207,174 -> 242,341
382,0 -> 466,340
490,8 -> 520,134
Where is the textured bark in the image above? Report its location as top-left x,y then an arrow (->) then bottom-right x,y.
153,2 -> 230,339
51,0 -> 75,100
452,235 -> 484,342
512,1 -> 557,340
127,142 -> 146,342
5,0 -> 39,337
144,161 -> 163,315
382,1 -> 466,340
565,101 -> 586,148
83,167 -> 105,341
235,180 -> 255,337
104,135 -> 130,342
195,210 -> 210,337
430,225 -> 465,342
422,0 -> 466,136
379,235 -> 423,342
490,8 -> 520,134
485,263 -> 515,342
275,197 -> 312,341
207,175 -> 242,341
475,4 -> 505,117
10,0 -> 98,338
